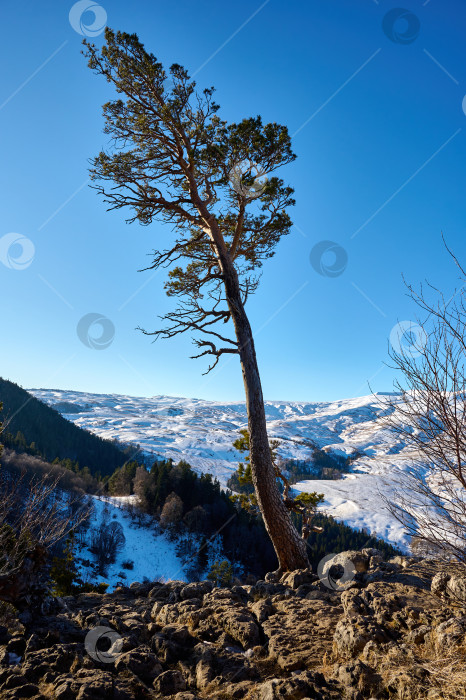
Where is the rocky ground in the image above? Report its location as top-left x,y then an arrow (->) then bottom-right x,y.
0,550 -> 465,699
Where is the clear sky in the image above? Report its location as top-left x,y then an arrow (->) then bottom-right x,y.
1,0 -> 466,402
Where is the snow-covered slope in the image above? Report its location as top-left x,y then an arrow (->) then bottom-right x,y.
77,496 -> 186,590
30,388 -> 417,549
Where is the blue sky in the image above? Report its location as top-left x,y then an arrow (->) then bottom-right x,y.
1,0 -> 465,402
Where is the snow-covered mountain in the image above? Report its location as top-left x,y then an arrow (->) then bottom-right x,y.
30,388 -> 418,549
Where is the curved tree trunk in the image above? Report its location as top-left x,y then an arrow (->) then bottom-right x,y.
220,256 -> 309,572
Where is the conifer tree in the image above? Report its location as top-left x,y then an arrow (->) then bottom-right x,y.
84,29 -> 308,571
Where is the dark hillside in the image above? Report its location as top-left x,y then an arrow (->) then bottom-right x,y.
0,378 -> 136,477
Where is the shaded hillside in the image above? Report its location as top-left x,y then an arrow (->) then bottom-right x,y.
0,379 -> 137,477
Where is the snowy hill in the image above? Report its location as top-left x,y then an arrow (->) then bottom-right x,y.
30,389 -> 418,549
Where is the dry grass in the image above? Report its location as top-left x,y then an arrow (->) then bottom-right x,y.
373,638 -> 466,699
418,640 -> 466,699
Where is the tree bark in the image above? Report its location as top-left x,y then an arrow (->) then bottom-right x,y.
211,234 -> 309,572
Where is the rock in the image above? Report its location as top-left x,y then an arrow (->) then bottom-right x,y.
362,548 -> 384,560
147,583 -> 164,599
24,634 -> 42,656
114,645 -> 163,683
333,617 -> 372,658
250,599 -> 275,623
332,660 -> 381,696
2,683 -> 40,698
323,551 -> 369,577
264,571 -> 280,583
250,581 -> 289,599
153,669 -> 187,695
195,646 -> 215,691
53,679 -> 76,700
333,615 -> 389,659
369,555 -> 384,568
389,556 -> 409,568
340,590 -> 370,617
221,609 -> 260,649
431,570 -> 466,605
180,582 -> 213,600
155,599 -> 203,627
162,623 -> 195,647
405,625 -> 431,645
0,556 -> 459,700
432,616 -> 466,650
0,673 -> 31,690
70,669 -> 136,700
257,671 -> 338,699
280,569 -> 317,590
22,645 -> 82,681
262,596 -> 342,672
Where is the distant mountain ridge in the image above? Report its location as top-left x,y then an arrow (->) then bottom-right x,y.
29,387 -> 419,549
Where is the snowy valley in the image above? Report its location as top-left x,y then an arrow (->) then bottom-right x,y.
31,389 -> 419,551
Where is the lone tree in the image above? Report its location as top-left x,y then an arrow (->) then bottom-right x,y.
84,29 -> 308,571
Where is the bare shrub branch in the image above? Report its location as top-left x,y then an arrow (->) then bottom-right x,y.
381,247 -> 466,561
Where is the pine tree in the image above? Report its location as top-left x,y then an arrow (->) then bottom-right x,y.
50,535 -> 77,597
84,30 -> 309,572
